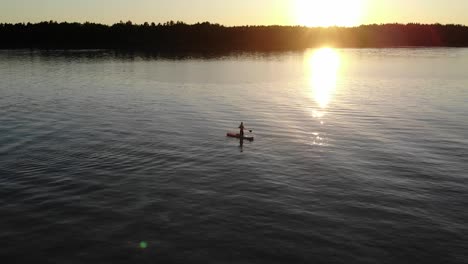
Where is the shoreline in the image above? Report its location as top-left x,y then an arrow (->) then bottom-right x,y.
2,22 -> 468,51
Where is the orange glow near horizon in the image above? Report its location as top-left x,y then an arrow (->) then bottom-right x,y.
295,0 -> 365,27
2,0 -> 468,27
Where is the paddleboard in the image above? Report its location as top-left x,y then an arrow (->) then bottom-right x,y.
227,132 -> 254,141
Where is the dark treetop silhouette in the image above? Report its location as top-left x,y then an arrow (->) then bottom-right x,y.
1,21 -> 468,51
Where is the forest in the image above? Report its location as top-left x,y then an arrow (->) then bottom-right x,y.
1,21 -> 468,51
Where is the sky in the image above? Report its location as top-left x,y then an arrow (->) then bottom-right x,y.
1,0 -> 467,26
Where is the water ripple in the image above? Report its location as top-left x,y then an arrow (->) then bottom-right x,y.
1,49 -> 467,263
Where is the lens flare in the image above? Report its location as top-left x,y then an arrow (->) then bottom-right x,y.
139,241 -> 148,249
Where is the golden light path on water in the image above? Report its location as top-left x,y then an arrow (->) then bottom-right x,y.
307,47 -> 341,110
302,48 -> 341,146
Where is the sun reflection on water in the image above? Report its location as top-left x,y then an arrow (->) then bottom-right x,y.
306,48 -> 341,109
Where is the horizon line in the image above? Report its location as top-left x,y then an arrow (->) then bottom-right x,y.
1,20 -> 467,28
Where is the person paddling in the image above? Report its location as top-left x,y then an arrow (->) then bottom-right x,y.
226,123 -> 254,141
239,122 -> 245,138
239,122 -> 252,137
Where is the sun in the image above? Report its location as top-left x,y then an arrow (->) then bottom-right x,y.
295,0 -> 364,27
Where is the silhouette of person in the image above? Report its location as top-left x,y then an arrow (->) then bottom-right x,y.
239,122 -> 245,138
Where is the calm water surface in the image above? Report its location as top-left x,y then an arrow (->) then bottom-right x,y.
1,48 -> 467,263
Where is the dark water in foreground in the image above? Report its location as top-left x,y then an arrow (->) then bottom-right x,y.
0,49 -> 467,264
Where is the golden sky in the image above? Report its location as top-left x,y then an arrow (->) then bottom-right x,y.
2,0 -> 467,26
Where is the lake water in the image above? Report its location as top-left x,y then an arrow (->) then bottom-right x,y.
1,48 -> 467,264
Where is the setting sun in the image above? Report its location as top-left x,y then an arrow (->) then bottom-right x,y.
295,0 -> 364,27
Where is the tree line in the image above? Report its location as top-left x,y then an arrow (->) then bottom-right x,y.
1,21 -> 468,51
